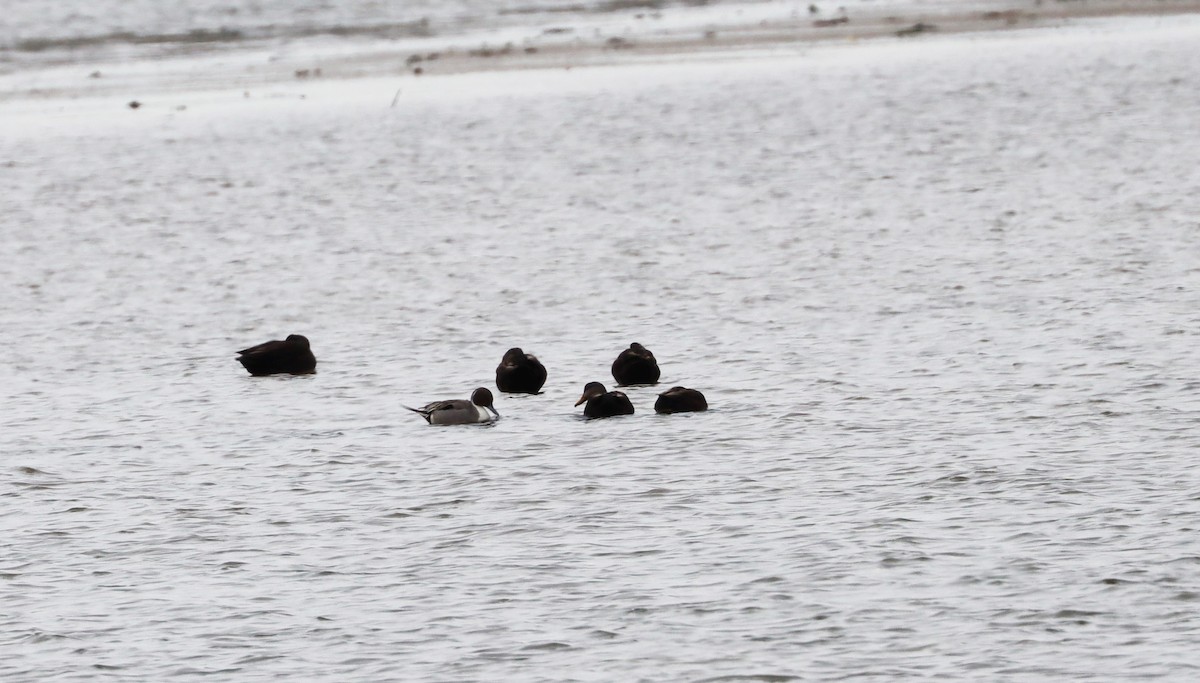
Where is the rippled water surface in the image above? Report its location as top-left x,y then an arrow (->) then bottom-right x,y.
4,17 -> 1200,681
0,0 -> 687,48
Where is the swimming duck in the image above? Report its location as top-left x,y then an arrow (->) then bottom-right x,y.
405,387 -> 499,425
575,381 -> 634,418
495,347 -> 547,394
611,342 -> 660,386
236,334 -> 316,376
654,386 -> 708,414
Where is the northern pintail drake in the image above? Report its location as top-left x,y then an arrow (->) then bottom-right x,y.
654,386 -> 708,414
406,387 -> 500,425
495,347 -> 547,394
575,382 -> 634,419
236,334 -> 316,376
611,342 -> 660,386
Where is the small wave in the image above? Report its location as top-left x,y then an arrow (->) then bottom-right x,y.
20,630 -> 76,643
696,675 -> 799,683
5,19 -> 434,55
501,0 -> 711,17
521,641 -> 574,651
13,28 -> 246,53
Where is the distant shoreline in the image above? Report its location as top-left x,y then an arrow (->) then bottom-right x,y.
398,0 -> 1200,77
3,0 -> 1200,104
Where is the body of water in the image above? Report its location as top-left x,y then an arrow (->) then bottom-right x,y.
0,0 -> 1005,72
0,0 -> 746,64
3,13 -> 1200,681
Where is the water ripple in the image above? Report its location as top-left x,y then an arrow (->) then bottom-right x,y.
5,17 -> 1200,683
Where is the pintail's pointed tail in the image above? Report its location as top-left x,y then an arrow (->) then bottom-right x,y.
403,405 -> 433,423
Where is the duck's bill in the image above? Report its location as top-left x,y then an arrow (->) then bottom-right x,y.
574,395 -> 588,407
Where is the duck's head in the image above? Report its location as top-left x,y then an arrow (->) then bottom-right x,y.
471,387 -> 500,417
285,334 -> 310,349
502,347 -> 525,363
628,342 -> 654,359
575,381 -> 608,406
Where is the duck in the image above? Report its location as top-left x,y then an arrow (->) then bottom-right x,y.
495,347 -> 547,394
575,382 -> 634,418
611,342 -> 660,386
654,386 -> 708,414
236,334 -> 316,376
405,387 -> 499,425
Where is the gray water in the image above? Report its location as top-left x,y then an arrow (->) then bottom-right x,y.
0,0 -> 748,64
4,16 -> 1200,681
0,0 -> 638,47
0,0 -> 986,71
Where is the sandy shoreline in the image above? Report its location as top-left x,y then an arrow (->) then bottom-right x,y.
2,0 -> 1200,107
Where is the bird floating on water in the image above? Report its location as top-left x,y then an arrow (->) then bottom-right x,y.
575,381 -> 634,418
495,347 -> 547,394
654,386 -> 708,414
611,342 -> 660,386
236,334 -> 316,376
405,387 -> 500,425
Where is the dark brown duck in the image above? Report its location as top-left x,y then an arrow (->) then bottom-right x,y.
611,342 -> 660,386
575,381 -> 634,419
236,334 -> 316,376
495,347 -> 547,394
654,386 -> 708,414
